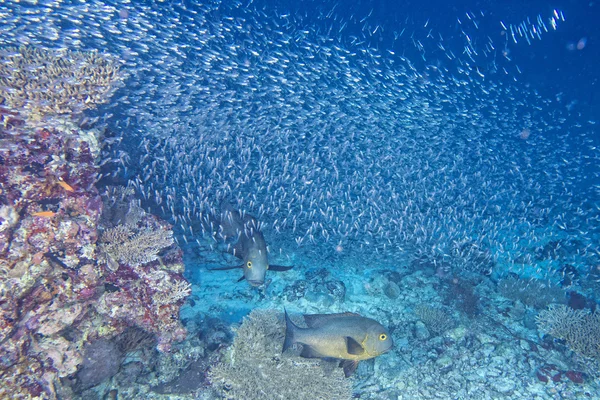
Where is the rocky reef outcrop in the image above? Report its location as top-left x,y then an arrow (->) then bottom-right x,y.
0,47 -> 189,399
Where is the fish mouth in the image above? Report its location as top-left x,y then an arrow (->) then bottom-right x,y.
247,280 -> 264,287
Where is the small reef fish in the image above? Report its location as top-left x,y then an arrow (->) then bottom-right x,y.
57,180 -> 75,192
283,309 -> 393,377
210,208 -> 292,287
32,211 -> 56,218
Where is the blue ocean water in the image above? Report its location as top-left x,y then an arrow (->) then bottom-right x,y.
1,0 -> 599,398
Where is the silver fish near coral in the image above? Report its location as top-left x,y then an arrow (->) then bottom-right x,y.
283,309 -> 393,377
211,209 -> 292,286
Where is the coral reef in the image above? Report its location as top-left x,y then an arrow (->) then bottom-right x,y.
0,115 -> 104,399
209,309 -> 352,400
0,47 -> 188,399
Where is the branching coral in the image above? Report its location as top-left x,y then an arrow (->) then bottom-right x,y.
536,304 -> 600,360
415,304 -> 456,335
0,46 -> 123,119
101,226 -> 174,268
100,224 -> 133,245
152,278 -> 192,306
498,276 -> 566,309
99,186 -> 137,227
209,310 -> 352,400
98,196 -> 176,271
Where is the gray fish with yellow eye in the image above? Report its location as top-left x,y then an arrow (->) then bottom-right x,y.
283,309 -> 393,377
210,208 -> 292,287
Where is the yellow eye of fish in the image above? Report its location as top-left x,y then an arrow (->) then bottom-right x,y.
247,261 -> 252,268
379,334 -> 387,341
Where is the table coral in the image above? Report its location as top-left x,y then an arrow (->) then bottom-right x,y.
0,46 -> 123,119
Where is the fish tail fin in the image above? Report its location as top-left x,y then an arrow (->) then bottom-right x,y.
282,308 -> 298,353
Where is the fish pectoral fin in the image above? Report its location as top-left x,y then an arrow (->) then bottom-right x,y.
209,264 -> 244,271
269,264 -> 293,271
345,336 -> 365,356
300,344 -> 326,358
237,275 -> 246,283
341,360 -> 360,377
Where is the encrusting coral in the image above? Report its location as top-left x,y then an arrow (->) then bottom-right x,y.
0,47 -> 189,399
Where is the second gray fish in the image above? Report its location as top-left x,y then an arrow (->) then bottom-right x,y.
211,208 -> 292,286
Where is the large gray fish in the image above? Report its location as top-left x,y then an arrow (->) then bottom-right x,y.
283,309 -> 393,377
211,209 -> 292,287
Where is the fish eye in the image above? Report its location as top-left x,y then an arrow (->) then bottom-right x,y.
379,334 -> 387,341
247,261 -> 252,268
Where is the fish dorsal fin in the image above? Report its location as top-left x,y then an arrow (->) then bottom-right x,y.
303,312 -> 360,328
345,336 -> 365,356
300,344 -> 326,359
341,359 -> 360,377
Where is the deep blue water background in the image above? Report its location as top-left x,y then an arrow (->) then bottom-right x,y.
207,0 -> 599,202
283,0 -> 600,115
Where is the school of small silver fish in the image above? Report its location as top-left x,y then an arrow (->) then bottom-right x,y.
2,0 -> 598,286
